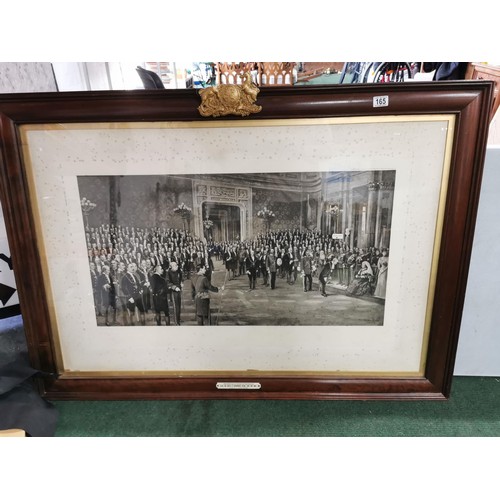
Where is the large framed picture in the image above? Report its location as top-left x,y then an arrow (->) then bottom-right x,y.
0,81 -> 492,399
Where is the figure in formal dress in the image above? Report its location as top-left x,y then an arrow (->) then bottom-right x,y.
191,264 -> 223,325
166,261 -> 183,325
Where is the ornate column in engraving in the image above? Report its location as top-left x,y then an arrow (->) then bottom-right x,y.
109,176 -> 117,227
366,181 -> 379,247
365,181 -> 395,249
347,188 -> 354,249
195,183 -> 208,238
377,181 -> 395,249
374,185 -> 384,246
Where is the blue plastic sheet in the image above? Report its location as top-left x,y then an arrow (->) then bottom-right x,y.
0,315 -> 58,436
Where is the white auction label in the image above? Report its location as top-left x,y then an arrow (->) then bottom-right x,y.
373,95 -> 389,107
216,382 -> 262,390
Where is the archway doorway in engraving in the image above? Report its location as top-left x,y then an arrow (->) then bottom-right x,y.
203,202 -> 241,242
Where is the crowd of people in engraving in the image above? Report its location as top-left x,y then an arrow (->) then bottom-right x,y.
87,223 -> 389,327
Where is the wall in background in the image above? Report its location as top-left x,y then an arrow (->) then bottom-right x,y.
488,109 -> 500,145
51,62 -> 193,91
454,147 -> 500,375
0,62 -> 57,93
51,62 -> 143,91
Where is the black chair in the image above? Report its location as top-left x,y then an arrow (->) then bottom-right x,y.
136,66 -> 165,89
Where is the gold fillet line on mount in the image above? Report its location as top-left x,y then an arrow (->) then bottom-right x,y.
198,72 -> 262,118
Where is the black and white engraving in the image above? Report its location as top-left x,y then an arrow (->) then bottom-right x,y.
78,170 -> 395,327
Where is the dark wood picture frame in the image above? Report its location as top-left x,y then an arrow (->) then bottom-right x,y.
0,81 -> 492,400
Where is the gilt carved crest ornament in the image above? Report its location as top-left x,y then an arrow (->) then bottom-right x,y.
198,72 -> 262,118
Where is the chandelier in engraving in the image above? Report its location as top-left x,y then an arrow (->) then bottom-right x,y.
257,206 -> 276,232
173,203 -> 192,232
80,197 -> 96,230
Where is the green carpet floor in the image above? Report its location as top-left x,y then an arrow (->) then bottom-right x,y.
51,376 -> 500,436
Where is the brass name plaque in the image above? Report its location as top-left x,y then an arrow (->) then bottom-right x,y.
216,382 -> 262,390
